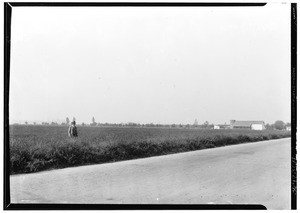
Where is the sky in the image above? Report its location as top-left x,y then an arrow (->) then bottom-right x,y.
9,3 -> 291,125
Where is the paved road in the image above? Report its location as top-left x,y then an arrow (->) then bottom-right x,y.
10,138 -> 291,209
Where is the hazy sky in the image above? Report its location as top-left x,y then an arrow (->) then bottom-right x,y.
10,3 -> 291,125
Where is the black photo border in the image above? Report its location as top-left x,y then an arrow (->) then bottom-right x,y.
291,2 -> 297,210
3,1 -> 296,210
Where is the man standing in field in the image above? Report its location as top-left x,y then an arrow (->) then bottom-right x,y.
68,121 -> 78,138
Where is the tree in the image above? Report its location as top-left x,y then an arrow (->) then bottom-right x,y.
265,123 -> 274,130
274,120 -> 285,130
193,119 -> 198,126
25,121 -> 28,125
91,117 -> 97,126
66,117 -> 70,125
203,121 -> 209,128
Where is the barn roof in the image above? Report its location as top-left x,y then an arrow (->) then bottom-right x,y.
232,121 -> 265,127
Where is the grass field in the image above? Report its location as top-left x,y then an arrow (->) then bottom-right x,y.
9,125 -> 291,174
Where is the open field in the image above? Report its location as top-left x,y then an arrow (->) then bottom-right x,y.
10,125 -> 291,174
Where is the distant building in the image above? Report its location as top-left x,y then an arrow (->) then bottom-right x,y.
220,124 -> 230,129
230,120 -> 266,130
214,125 -> 220,129
214,124 -> 230,129
286,126 -> 291,131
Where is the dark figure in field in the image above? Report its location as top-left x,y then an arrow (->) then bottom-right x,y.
68,121 -> 78,138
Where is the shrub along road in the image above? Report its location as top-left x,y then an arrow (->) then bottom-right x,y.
10,138 -> 291,209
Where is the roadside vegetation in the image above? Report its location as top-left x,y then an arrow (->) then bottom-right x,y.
10,125 -> 291,174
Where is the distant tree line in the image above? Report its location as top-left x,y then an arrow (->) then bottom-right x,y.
13,118 -> 291,130
265,120 -> 290,131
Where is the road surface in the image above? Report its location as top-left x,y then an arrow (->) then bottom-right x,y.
10,138 -> 291,209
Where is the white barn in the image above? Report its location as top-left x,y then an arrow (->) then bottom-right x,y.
230,120 -> 266,130
251,123 -> 265,130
